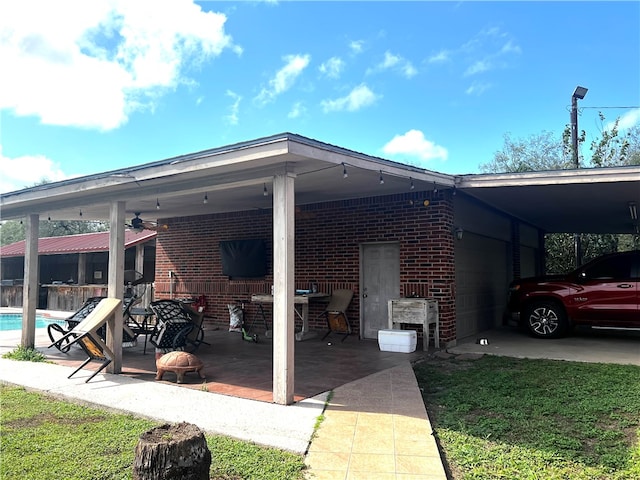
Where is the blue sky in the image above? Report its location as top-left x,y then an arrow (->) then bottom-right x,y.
1,0 -> 639,194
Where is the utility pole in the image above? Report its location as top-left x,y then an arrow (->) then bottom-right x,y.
571,86 -> 587,267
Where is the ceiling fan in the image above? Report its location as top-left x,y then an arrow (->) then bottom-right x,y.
126,212 -> 168,232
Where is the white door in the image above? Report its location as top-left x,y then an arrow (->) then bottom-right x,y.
361,243 -> 400,339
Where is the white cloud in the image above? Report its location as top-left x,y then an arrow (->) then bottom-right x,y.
349,40 -> 364,55
319,57 -> 345,79
254,54 -> 310,106
288,101 -> 305,119
0,146 -> 70,193
610,108 -> 640,131
367,51 -> 417,78
465,82 -> 491,95
320,84 -> 379,113
428,50 -> 450,63
224,90 -> 242,125
382,130 -> 448,164
0,0 -> 238,131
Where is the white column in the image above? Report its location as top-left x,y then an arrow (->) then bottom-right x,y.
107,201 -> 125,373
21,214 -> 39,347
272,172 -> 296,405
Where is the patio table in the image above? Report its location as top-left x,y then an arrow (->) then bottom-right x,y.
251,292 -> 329,341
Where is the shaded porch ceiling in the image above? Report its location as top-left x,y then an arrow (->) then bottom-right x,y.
458,167 -> 640,234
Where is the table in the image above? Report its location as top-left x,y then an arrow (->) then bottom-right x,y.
251,293 -> 329,341
388,298 -> 439,350
127,307 -> 157,354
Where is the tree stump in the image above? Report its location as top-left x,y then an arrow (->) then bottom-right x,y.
132,422 -> 211,480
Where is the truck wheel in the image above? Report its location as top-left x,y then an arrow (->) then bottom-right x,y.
524,301 -> 568,338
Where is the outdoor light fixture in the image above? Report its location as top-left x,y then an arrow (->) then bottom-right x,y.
203,193 -> 208,204
454,226 -> 464,241
379,170 -> 384,185
263,183 -> 268,196
342,162 -> 348,178
572,86 -> 588,99
410,177 -> 415,190
570,85 -> 588,169
156,198 -> 160,210
629,202 -> 638,221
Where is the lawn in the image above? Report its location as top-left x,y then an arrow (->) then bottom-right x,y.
0,384 -> 306,480
414,355 -> 640,480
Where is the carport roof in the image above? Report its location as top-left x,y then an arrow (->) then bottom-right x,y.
1,132 -> 639,235
457,167 -> 640,234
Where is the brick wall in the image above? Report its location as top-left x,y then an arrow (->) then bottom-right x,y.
154,189 -> 457,343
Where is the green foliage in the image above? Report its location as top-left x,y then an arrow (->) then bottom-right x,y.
0,385 -> 306,480
590,114 -> 635,167
0,220 -> 26,246
544,233 -> 635,274
0,219 -> 108,246
480,131 -> 573,173
2,346 -> 51,363
414,356 -> 640,479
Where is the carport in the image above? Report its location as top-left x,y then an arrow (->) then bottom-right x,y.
2,133 -> 639,404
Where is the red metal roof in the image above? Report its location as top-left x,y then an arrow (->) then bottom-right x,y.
0,230 -> 156,257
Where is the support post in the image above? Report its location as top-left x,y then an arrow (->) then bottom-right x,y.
21,214 -> 39,348
107,201 -> 125,373
272,172 -> 296,405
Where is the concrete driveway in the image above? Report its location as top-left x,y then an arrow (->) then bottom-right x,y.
448,325 -> 640,366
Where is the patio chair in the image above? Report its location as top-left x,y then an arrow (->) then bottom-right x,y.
47,298 -> 122,382
149,300 -> 205,356
47,296 -> 104,353
48,296 -> 139,353
317,289 -> 354,342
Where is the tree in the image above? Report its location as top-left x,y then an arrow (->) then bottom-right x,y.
480,131 -> 572,173
0,219 -> 108,246
484,113 -> 639,274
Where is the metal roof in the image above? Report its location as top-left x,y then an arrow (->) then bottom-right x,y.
0,230 -> 156,258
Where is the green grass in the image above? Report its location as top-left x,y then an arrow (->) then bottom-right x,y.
414,355 -> 640,480
0,384 -> 306,480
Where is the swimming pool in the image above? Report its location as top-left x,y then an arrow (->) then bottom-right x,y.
0,314 -> 64,331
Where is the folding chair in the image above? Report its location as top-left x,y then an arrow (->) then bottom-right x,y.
317,289 -> 354,342
47,298 -> 122,382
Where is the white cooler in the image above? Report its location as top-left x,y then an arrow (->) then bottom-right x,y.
378,329 -> 417,353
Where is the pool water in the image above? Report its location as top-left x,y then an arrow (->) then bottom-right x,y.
0,314 -> 64,331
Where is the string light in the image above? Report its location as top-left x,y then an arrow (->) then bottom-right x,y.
433,182 -> 438,194
79,209 -> 83,217
342,162 -> 348,178
156,198 -> 160,210
203,193 -> 208,204
410,177 -> 415,190
263,183 -> 268,196
379,170 -> 384,185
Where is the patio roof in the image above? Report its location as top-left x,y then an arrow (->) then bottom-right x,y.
0,230 -> 156,258
1,132 -> 639,235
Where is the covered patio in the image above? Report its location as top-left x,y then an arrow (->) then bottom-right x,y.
1,320 -> 425,403
2,133 -> 638,405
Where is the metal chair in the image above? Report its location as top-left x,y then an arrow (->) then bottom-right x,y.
149,300 -> 206,354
